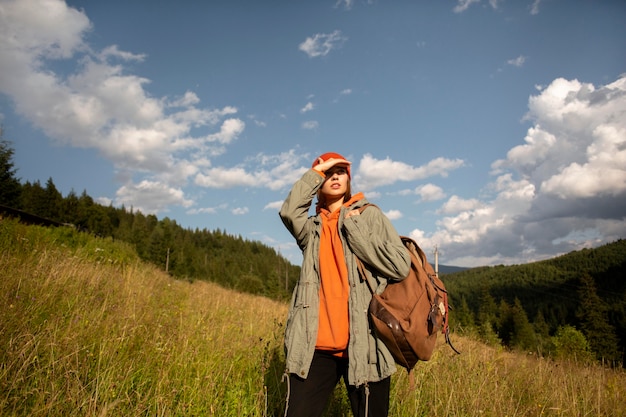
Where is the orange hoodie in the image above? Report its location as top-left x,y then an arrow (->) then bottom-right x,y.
316,193 -> 364,356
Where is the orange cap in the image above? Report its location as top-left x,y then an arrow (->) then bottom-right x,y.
312,152 -> 351,178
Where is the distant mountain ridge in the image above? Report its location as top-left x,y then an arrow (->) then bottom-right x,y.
438,264 -> 468,275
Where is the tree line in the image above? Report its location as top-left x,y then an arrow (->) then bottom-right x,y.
0,137 -> 299,300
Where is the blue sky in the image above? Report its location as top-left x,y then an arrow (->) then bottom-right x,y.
1,0 -> 625,267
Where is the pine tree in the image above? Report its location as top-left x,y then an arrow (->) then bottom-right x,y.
0,135 -> 22,207
452,296 -> 476,333
576,273 -> 621,363
496,299 -> 514,346
477,289 -> 500,345
20,180 -> 47,216
43,177 -> 63,220
61,190 -> 80,224
533,310 -> 551,356
510,298 -> 536,351
477,287 -> 498,325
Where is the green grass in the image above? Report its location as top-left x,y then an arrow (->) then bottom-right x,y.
1,218 -> 624,416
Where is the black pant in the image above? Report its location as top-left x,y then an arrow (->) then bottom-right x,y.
284,351 -> 391,417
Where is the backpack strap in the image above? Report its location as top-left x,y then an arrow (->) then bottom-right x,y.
356,257 -> 376,293
353,204 -> 379,294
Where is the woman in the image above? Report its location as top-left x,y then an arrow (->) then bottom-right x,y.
279,152 -> 411,417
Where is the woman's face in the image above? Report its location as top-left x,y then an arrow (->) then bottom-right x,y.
320,165 -> 350,199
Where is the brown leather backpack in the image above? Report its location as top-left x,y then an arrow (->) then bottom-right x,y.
356,206 -> 460,373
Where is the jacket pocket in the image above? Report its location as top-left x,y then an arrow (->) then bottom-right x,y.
368,323 -> 379,364
285,281 -> 313,349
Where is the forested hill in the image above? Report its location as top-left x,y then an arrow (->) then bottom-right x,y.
0,198 -> 300,301
441,239 -> 626,366
438,264 -> 468,275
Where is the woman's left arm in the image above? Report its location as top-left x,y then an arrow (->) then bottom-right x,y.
343,206 -> 410,280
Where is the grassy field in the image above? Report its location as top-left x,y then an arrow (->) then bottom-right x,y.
1,218 -> 625,416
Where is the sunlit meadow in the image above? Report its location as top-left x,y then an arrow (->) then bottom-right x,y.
1,218 -> 624,416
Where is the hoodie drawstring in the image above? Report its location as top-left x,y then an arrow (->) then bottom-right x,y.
282,372 -> 291,417
364,382 -> 370,417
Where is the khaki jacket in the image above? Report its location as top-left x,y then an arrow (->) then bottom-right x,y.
279,169 -> 411,386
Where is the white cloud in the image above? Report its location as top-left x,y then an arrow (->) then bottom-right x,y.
334,0 -> 353,10
453,0 -> 501,13
0,0 -> 90,61
299,30 -> 347,58
415,75 -> 626,267
232,207 -> 249,215
415,183 -> 446,202
205,118 -> 245,144
0,0 -> 246,212
300,102 -> 315,113
249,150 -> 310,191
302,120 -> 319,130
512,77 -> 626,199
193,150 -> 309,191
115,180 -> 193,214
96,196 -> 112,206
194,167 -> 261,189
366,190 -> 381,200
333,89 -> 353,103
439,195 -> 482,214
453,0 -> 480,13
355,154 -> 465,190
540,126 -> 626,199
187,207 -> 218,215
169,91 -> 201,108
264,201 -> 283,210
98,45 -> 146,62
530,0 -> 542,15
507,55 -> 527,67
248,114 -> 267,127
384,209 -> 403,220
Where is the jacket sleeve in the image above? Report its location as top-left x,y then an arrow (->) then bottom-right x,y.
342,205 -> 410,280
279,169 -> 325,250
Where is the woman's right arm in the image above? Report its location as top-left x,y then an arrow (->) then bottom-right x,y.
279,169 -> 325,248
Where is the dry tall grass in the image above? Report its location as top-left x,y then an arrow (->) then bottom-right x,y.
1,219 -> 288,416
390,336 -> 625,416
1,219 -> 624,416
